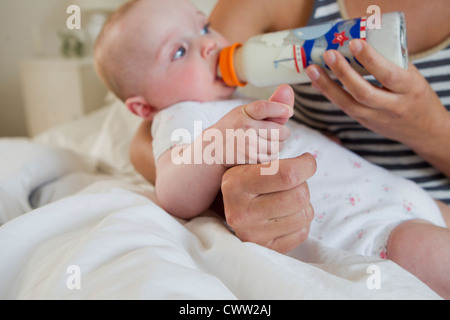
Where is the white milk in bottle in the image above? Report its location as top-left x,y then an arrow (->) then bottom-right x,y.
218,12 -> 408,87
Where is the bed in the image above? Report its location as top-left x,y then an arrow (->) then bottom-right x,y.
0,0 -> 443,301
0,91 -> 442,300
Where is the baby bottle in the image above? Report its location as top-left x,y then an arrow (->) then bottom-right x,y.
218,12 -> 408,87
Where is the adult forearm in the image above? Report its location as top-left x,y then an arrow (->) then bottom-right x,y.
130,120 -> 156,184
209,0 -> 312,43
411,115 -> 450,179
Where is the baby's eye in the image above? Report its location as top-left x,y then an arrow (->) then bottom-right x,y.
201,23 -> 211,35
173,46 -> 186,60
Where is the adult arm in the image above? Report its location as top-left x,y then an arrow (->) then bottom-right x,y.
129,120 -> 156,184
209,0 -> 313,43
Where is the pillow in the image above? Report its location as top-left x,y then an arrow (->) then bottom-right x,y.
0,139 -> 90,224
88,97 -> 143,177
34,93 -> 143,178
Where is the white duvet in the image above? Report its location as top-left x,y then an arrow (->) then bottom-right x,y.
0,97 -> 442,300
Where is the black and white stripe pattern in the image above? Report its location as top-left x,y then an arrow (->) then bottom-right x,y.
292,0 -> 450,204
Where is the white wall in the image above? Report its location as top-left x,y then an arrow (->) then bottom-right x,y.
190,0 -> 217,16
0,0 -> 218,137
0,0 -> 69,137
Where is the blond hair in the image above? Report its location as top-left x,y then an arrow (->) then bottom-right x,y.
94,0 -> 142,102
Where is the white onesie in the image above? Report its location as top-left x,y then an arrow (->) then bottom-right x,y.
152,99 -> 446,258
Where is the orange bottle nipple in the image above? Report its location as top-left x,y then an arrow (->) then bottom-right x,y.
218,43 -> 247,87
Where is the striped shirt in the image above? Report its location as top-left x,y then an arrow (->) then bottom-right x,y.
292,0 -> 450,204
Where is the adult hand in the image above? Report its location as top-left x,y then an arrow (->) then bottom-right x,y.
221,154 -> 317,254
220,84 -> 317,254
306,39 -> 449,152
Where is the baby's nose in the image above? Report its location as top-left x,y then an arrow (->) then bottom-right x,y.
201,38 -> 217,58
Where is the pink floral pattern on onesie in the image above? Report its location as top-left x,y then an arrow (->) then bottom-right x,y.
356,229 -> 366,239
402,200 -> 416,214
373,245 -> 388,259
346,194 -> 361,206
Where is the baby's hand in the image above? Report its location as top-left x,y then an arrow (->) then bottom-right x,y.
211,85 -> 294,167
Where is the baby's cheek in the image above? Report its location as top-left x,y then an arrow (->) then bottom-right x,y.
178,67 -> 213,99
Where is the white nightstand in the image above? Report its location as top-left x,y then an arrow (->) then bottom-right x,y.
20,57 -> 108,136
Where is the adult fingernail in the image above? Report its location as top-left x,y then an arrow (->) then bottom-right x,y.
284,103 -> 294,112
323,50 -> 336,66
306,66 -> 320,81
349,40 -> 363,54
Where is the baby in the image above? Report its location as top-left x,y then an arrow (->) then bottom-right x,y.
94,0 -> 450,298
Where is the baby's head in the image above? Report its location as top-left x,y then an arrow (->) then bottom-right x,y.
94,0 -> 235,120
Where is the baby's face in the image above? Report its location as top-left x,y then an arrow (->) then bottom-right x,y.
125,0 -> 236,110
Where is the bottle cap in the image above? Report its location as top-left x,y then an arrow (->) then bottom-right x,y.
218,43 -> 247,87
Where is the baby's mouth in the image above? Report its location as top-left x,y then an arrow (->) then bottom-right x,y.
216,74 -> 225,84
215,56 -> 226,84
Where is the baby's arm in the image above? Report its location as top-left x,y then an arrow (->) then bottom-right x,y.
155,139 -> 227,219
155,99 -> 293,220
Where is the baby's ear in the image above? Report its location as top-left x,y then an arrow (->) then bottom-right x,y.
125,96 -> 157,120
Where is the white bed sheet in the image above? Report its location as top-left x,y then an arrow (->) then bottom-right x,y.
0,96 -> 442,299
